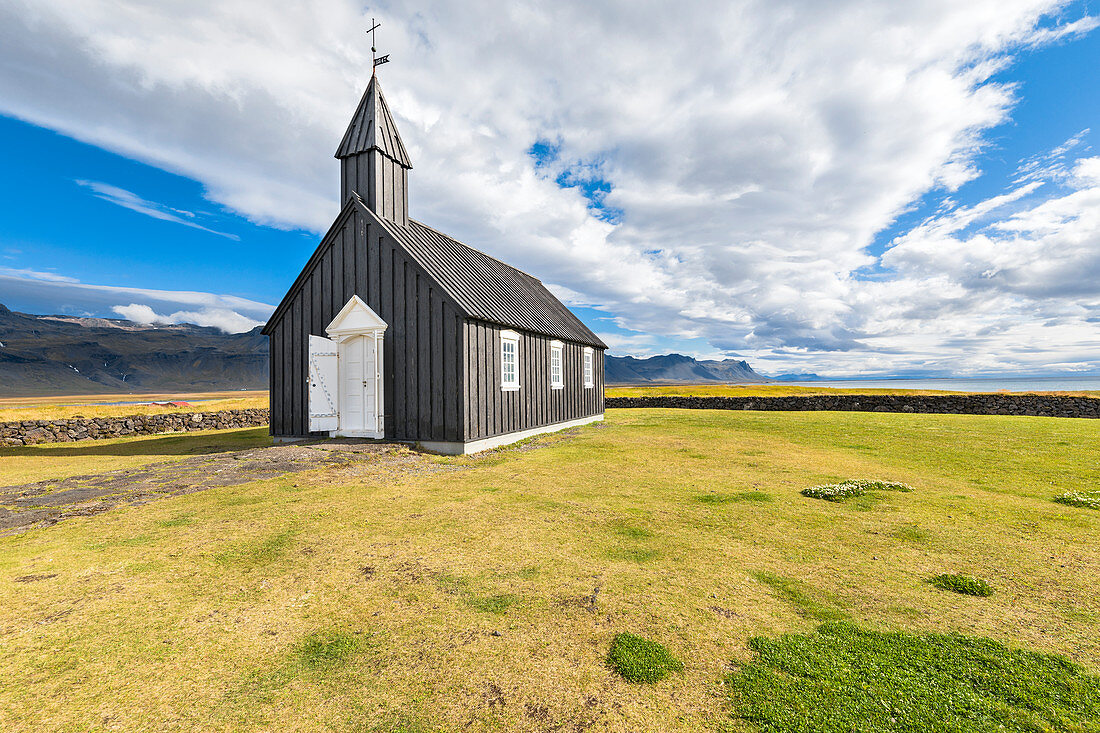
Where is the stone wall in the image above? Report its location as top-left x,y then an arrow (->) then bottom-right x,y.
1,408 -> 270,446
605,394 -> 1100,418
4,393 -> 1097,447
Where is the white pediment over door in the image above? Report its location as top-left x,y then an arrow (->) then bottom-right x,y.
326,295 -> 388,339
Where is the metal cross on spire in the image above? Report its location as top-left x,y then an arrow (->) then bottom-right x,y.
368,18 -> 390,73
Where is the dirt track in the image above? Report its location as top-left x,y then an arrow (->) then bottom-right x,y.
0,440 -> 442,536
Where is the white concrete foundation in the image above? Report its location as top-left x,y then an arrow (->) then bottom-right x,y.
416,413 -> 604,455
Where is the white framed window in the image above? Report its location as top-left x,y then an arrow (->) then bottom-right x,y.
501,330 -> 520,391
583,346 -> 595,388
550,340 -> 564,389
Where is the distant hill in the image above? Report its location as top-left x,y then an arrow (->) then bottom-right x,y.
0,303 -> 268,396
605,353 -> 769,384
0,303 -> 769,395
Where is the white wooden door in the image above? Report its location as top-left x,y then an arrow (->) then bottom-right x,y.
308,335 -> 339,432
339,335 -> 378,434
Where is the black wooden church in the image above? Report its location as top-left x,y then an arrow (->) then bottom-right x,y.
261,71 -> 606,453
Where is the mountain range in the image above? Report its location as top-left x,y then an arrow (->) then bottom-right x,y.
0,304 -> 268,396
0,304 -> 768,395
603,352 -> 767,384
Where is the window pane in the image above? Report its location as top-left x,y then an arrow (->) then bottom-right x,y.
551,347 -> 562,384
502,339 -> 517,385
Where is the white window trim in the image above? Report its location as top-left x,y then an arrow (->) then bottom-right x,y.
583,346 -> 595,388
550,340 -> 564,390
501,330 -> 520,392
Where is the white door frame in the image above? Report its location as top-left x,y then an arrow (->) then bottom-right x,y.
325,295 -> 387,439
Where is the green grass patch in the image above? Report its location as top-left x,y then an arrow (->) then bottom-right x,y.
1054,490 -> 1100,510
927,573 -> 994,597
893,525 -> 928,542
726,621 -> 1100,732
612,523 -> 654,539
465,593 -> 518,614
433,572 -> 518,614
753,571 -> 848,622
158,512 -> 195,528
802,478 -> 914,502
213,527 -> 299,568
230,628 -> 371,705
607,632 -> 684,683
695,491 -> 773,504
734,490 -> 774,502
293,629 -> 366,670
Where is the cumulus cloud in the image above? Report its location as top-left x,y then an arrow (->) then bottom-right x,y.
75,180 -> 239,240
112,303 -> 262,332
0,0 -> 1097,374
868,144 -> 1100,375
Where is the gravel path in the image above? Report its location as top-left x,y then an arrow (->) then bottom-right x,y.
0,440 -> 441,536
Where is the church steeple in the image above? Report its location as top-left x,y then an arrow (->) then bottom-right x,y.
335,74 -> 412,226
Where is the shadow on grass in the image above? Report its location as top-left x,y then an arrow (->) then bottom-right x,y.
0,427 -> 271,459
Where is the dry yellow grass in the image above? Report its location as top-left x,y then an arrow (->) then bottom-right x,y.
0,409 -> 1097,731
0,392 -> 268,422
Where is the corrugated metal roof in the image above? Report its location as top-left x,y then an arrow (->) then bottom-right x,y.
335,75 -> 412,167
358,200 -> 607,349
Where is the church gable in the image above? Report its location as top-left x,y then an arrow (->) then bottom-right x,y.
326,294 -> 387,336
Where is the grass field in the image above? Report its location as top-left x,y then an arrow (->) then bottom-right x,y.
0,390 -> 268,422
1,409 -> 1098,731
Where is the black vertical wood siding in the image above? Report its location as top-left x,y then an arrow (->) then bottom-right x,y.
340,150 -> 409,226
266,207 -> 463,440
461,320 -> 604,442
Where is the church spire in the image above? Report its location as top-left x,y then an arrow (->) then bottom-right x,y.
335,74 -> 412,226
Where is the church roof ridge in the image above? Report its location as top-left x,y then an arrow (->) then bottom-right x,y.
352,199 -> 607,349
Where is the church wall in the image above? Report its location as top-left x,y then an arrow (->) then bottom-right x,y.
266,206 -> 463,441
462,320 -> 605,442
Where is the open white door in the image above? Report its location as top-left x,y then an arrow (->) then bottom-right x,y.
338,335 -> 381,435
326,296 -> 387,439
308,334 -> 339,432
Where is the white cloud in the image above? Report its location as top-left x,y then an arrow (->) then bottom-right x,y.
112,302 -> 262,332
0,0 -> 1097,374
0,267 -> 79,283
110,303 -> 160,323
74,180 -> 239,240
0,268 -> 273,333
596,331 -> 660,357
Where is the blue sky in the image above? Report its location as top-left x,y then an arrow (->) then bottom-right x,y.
866,22 -> 1100,266
1,1 -> 1098,377
0,117 -> 309,318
